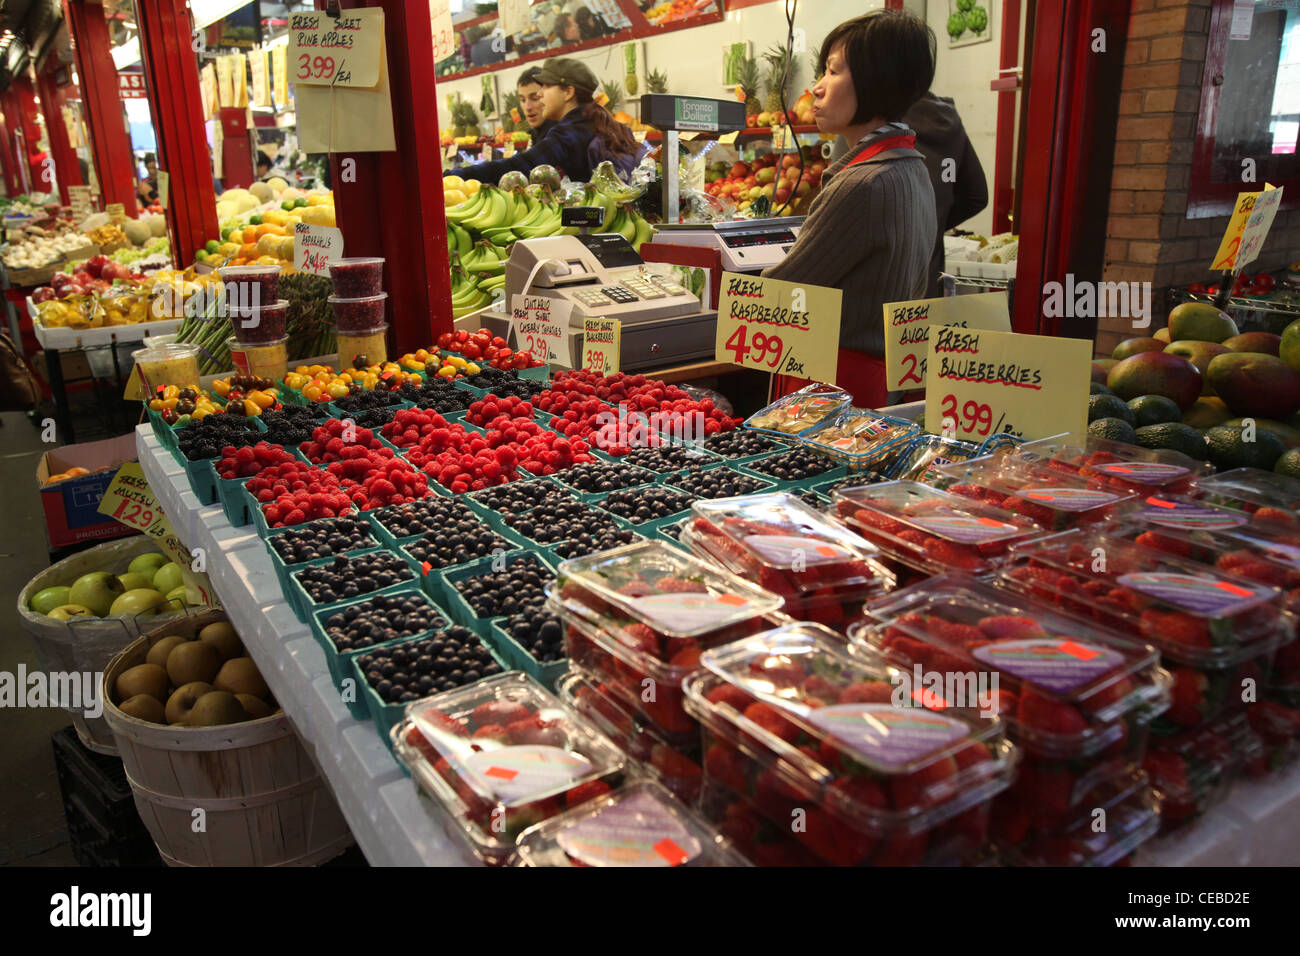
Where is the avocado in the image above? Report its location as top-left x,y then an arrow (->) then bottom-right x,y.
1091,382 -> 1113,396
1089,394 -> 1136,425
1275,447 -> 1300,479
1089,418 -> 1138,444
1203,425 -> 1286,472
1134,423 -> 1209,460
1128,395 -> 1183,428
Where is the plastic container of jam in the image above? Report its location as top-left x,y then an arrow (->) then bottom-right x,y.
329,292 -> 388,334
328,257 -> 385,298
337,324 -> 389,367
230,298 -> 289,344
218,264 -> 280,309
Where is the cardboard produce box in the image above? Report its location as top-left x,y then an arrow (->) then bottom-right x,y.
37,433 -> 139,548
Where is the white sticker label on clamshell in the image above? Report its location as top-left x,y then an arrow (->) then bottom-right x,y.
629,592 -> 753,631
742,534 -> 852,567
463,746 -> 593,803
557,791 -> 703,867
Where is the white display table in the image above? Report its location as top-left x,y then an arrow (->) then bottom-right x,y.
136,424 -> 1300,867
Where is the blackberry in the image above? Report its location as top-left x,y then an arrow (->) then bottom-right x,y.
177,414 -> 261,461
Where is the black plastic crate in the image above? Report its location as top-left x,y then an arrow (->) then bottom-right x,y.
52,726 -> 161,867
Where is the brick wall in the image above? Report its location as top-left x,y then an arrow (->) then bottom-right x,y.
1098,0 -> 1300,357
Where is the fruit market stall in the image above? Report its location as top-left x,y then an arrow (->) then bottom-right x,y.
110,327 -> 1300,865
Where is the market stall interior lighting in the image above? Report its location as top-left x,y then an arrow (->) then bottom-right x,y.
190,0 -> 258,31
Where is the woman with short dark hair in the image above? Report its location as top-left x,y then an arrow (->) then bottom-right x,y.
763,10 -> 938,407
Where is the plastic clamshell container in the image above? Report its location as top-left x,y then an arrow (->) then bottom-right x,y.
887,433 -> 981,482
743,388 -> 851,438
1015,434 -> 1213,495
998,527 -> 1289,670
933,453 -> 1140,531
553,539 -> 785,643
977,432 -> 1027,457
995,767 -> 1160,866
685,623 -> 1019,861
514,779 -> 747,867
389,671 -> 628,865
682,492 -> 896,618
852,574 -> 1171,761
556,669 -> 701,804
832,480 -> 1043,576
1142,710 -> 1261,832
799,408 -> 920,472
1190,467 -> 1300,523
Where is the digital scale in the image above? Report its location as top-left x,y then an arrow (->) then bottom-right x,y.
655,216 -> 806,273
486,233 -> 719,371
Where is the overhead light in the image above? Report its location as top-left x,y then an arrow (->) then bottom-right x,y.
189,0 -> 254,31
112,37 -> 141,69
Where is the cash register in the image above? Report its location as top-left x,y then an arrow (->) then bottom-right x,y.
654,216 -> 806,274
494,233 -> 718,371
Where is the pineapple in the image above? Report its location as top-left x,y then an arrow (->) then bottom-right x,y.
762,44 -> 790,114
736,56 -> 761,117
646,69 -> 669,94
501,91 -> 521,132
450,96 -> 481,138
601,80 -> 624,113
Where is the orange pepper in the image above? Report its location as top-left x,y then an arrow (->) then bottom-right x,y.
212,378 -> 231,397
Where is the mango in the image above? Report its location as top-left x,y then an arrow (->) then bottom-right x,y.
1112,337 -> 1166,361
1181,397 -> 1233,430
1108,351 -> 1203,409
1222,332 -> 1281,356
1165,340 -> 1231,394
1168,302 -> 1239,343
1281,318 -> 1300,374
1205,352 -> 1300,419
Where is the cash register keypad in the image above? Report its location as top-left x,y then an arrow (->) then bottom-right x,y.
602,286 -> 639,304
575,289 -> 614,307
620,277 -> 666,299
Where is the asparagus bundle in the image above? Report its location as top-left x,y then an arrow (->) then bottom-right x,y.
280,272 -> 335,361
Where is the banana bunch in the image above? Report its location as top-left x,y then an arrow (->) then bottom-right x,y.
462,240 -> 507,277
451,259 -> 494,318
446,220 -> 472,257
512,196 -> 565,241
590,160 -> 645,202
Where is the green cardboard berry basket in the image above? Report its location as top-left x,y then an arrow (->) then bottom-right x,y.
550,463 -> 660,502
485,618 -> 568,691
284,547 -> 417,624
736,456 -> 850,492
661,462 -> 778,501
264,513 -> 385,599
247,484 -> 360,539
393,532 -> 527,601
309,582 -> 454,717
351,635 -> 511,748
435,551 -> 557,630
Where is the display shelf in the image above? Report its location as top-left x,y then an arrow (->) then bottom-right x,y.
135,424 -> 476,866
136,422 -> 1300,867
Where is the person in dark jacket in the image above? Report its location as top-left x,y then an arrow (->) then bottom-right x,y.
450,58 -> 641,184
517,66 -> 556,141
903,93 -> 988,297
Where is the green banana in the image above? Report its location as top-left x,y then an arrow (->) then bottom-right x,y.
631,212 -> 653,252
445,188 -> 488,223
597,190 -> 618,231
463,186 -> 509,231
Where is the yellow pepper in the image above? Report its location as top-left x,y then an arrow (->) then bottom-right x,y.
251,390 -> 275,409
213,378 -> 231,397
243,398 -> 262,416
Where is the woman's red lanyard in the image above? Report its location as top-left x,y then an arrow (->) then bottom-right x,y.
844,133 -> 917,168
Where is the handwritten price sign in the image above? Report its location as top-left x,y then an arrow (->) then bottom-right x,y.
293,223 -> 345,276
1237,184 -> 1283,270
97,462 -> 160,532
924,327 -> 1091,443
716,272 -> 841,381
583,317 -> 620,375
288,9 -> 382,88
510,295 -> 573,368
430,0 -> 456,62
882,291 -> 1010,391
1210,190 -> 1261,272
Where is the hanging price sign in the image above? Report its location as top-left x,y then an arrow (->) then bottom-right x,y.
430,0 -> 456,62
288,9 -> 383,87
924,327 -> 1091,443
883,291 -> 1010,391
294,222 -> 345,276
96,462 -> 160,532
1236,184 -> 1283,270
1210,190 -> 1261,272
715,271 -> 841,381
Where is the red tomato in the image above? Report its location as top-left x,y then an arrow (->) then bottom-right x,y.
512,352 -> 531,369
491,336 -> 507,348
454,330 -> 469,343
436,332 -> 453,350
1254,272 -> 1276,291
1188,283 -> 1205,294
461,342 -> 482,360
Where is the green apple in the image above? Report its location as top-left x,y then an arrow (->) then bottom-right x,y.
165,584 -> 190,605
30,586 -> 71,616
117,571 -> 154,592
128,553 -> 169,578
109,588 -> 167,618
69,571 -> 126,617
48,604 -> 94,622
151,562 -> 185,595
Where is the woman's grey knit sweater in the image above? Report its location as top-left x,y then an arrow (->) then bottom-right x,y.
762,123 -> 936,357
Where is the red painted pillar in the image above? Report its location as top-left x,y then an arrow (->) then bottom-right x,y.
10,76 -> 49,194
991,0 -> 1021,235
63,0 -> 137,211
134,0 -> 219,265
0,94 -> 22,195
36,66 -> 83,205
322,0 -> 454,353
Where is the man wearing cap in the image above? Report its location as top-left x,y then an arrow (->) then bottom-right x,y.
448,57 -> 643,185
